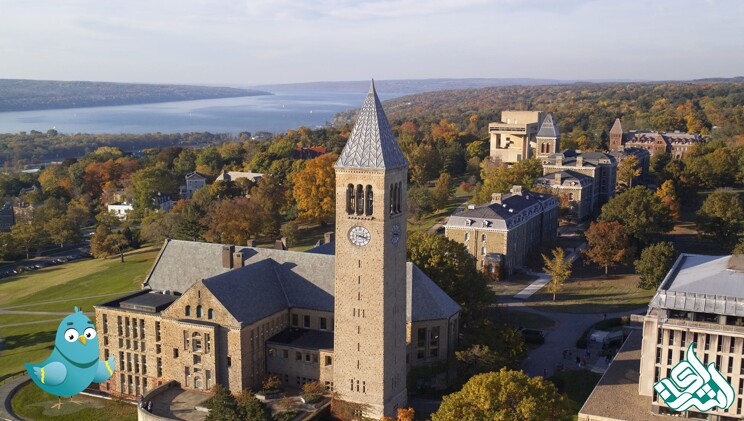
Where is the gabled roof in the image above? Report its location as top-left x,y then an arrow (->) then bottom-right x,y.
335,80 -> 408,170
536,170 -> 593,187
536,113 -> 560,138
445,189 -> 558,231
185,171 -> 207,180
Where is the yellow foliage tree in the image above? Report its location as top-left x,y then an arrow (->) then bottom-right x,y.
291,153 -> 338,225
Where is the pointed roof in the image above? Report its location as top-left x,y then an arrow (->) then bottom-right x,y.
335,80 -> 408,170
610,118 -> 623,134
537,113 -> 560,138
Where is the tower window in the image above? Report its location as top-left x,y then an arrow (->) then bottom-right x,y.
346,184 -> 355,215
365,185 -> 373,216
356,185 -> 364,215
396,182 -> 402,214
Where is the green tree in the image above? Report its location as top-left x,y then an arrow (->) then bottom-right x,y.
280,221 -> 300,248
617,155 -> 641,191
45,217 -> 80,247
11,223 -> 45,259
407,232 -> 493,321
250,175 -> 286,238
583,221 -> 633,275
635,242 -> 677,289
650,152 -> 671,178
237,390 -> 272,421
432,173 -> 455,210
696,189 -> 744,246
291,154 -> 337,225
206,384 -> 242,421
473,158 -> 542,204
599,186 -> 673,245
407,142 -> 442,186
542,247 -> 572,301
431,369 -> 572,421
733,238 -> 744,255
407,185 -> 434,224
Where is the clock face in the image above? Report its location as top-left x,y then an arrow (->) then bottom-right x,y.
348,226 -> 371,246
391,223 -> 401,245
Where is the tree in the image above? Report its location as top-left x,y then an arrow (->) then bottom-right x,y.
655,180 -> 681,220
696,189 -> 744,247
202,197 -> 260,245
407,185 -> 434,224
291,153 -> 337,225
237,390 -> 272,421
473,158 -> 542,204
733,238 -> 744,255
91,225 -> 129,262
280,221 -> 300,248
206,384 -> 242,421
635,242 -> 677,289
599,186 -> 673,245
249,175 -> 286,238
302,381 -> 325,403
407,232 -> 493,321
617,155 -> 641,191
542,247 -> 572,301
431,369 -> 572,421
11,223 -> 45,259
583,221 -> 633,275
407,142 -> 442,186
432,173 -> 455,210
45,217 -> 80,247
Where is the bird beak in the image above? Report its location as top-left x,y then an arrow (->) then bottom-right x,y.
79,336 -> 87,345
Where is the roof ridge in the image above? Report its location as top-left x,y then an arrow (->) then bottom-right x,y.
272,259 -> 293,308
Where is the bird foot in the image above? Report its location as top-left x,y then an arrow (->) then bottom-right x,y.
52,398 -> 63,410
69,396 -> 83,405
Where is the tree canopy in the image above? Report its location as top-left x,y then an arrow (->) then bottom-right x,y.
696,189 -> 744,246
583,221 -> 633,275
635,242 -> 678,290
599,186 -> 673,245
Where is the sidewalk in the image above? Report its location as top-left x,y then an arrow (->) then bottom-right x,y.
0,375 -> 29,421
513,242 -> 587,300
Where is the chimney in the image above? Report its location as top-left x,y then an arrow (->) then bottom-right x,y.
246,239 -> 256,247
511,185 -> 523,195
491,193 -> 502,204
324,232 -> 335,244
555,155 -> 563,166
274,239 -> 287,250
233,251 -> 244,268
222,245 -> 235,269
554,173 -> 562,184
576,156 -> 584,166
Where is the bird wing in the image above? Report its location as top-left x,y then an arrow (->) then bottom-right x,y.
92,356 -> 116,383
31,361 -> 67,386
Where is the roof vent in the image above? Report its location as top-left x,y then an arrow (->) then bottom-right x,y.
467,204 -> 476,210
509,209 -> 514,213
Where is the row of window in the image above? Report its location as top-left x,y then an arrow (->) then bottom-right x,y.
416,326 -> 440,360
184,366 -> 212,390
183,331 -> 212,354
185,305 -> 214,319
667,310 -> 744,326
659,329 -> 743,353
267,347 -> 333,366
346,184 -> 374,216
654,369 -> 744,417
112,315 -> 147,340
291,314 -> 330,330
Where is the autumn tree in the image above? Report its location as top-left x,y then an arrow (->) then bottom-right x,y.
432,173 -> 455,210
237,390 -> 272,421
473,158 -> 542,204
599,186 -> 673,245
635,242 -> 677,289
655,180 -> 681,220
291,153 -> 337,225
583,221 -> 633,275
44,217 -> 80,247
696,189 -> 744,246
202,197 -> 260,245
542,247 -> 572,301
407,232 -> 493,321
431,369 -> 572,421
733,238 -> 744,255
249,175 -> 286,238
91,225 -> 129,262
617,155 -> 641,192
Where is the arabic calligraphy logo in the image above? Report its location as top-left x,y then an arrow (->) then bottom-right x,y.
654,342 -> 735,413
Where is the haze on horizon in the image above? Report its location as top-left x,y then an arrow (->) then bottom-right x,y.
0,0 -> 741,86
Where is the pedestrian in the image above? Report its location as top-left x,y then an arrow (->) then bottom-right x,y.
603,313 -> 607,320
138,395 -> 144,409
147,401 -> 152,413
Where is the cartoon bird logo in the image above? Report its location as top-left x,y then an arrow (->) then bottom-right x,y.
24,307 -> 115,408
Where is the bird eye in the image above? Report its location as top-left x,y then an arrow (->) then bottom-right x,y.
64,328 -> 79,343
83,327 -> 97,340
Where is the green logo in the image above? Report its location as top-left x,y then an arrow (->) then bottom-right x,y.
654,342 -> 735,412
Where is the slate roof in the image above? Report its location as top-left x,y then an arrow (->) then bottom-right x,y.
536,170 -> 592,188
267,328 -> 334,350
543,150 -> 616,167
445,189 -> 558,231
335,80 -> 408,170
650,254 -> 744,317
610,118 -> 623,134
143,240 -> 459,325
536,113 -> 559,138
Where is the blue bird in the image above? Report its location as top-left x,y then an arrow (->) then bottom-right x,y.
24,307 -> 115,409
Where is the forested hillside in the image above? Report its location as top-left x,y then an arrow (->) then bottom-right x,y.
0,79 -> 270,112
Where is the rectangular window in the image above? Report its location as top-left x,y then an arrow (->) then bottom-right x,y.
103,314 -> 108,334
668,330 -> 674,346
303,315 -> 310,328
417,328 -> 426,348
227,356 -> 232,367
305,353 -> 311,363
320,317 -> 327,330
292,314 -> 298,327
729,357 -> 734,374
155,322 -> 161,342
283,349 -> 289,358
680,331 -> 686,347
173,348 -> 178,358
157,358 -> 162,377
325,356 -> 332,366
194,354 -> 201,365
705,334 -> 711,350
667,349 -> 672,365
296,352 -> 302,361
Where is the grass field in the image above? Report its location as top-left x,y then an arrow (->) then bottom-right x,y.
11,381 -> 137,421
0,248 -> 159,384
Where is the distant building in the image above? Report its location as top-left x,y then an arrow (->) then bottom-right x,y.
609,118 -> 704,159
535,170 -> 593,220
444,186 -> 558,276
108,203 -> 134,220
0,203 -> 14,232
536,113 -> 560,158
580,253 -> 744,420
541,150 -> 617,214
488,111 -> 545,163
215,170 -> 263,184
152,193 -> 174,212
608,147 -> 651,187
179,171 -> 208,199
293,147 -> 327,160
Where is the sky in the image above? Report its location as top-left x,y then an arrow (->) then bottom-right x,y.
0,0 -> 742,86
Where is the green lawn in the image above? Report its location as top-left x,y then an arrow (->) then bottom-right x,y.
408,196 -> 466,233
11,381 -> 137,421
549,369 -> 602,419
0,248 -> 159,384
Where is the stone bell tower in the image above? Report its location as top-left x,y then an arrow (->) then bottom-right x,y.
332,80 -> 408,419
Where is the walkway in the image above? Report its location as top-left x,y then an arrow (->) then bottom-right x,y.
512,243 -> 587,300
0,375 -> 28,421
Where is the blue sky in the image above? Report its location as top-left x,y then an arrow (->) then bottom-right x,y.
0,0 -> 741,85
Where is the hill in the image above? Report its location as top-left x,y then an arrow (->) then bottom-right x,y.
0,79 -> 271,112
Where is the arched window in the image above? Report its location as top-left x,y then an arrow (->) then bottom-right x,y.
346,184 -> 355,215
356,185 -> 364,215
196,305 -> 203,318
207,309 -> 214,320
365,185 -> 373,216
192,332 -> 202,352
464,232 -> 470,242
185,306 -> 191,317
389,184 -> 395,215
396,182 -> 402,214
481,246 -> 487,255
481,234 -> 487,242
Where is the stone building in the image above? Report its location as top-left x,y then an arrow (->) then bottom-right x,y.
580,253 -> 744,420
534,170 -> 593,220
609,118 -> 704,159
179,171 -> 207,199
536,113 -> 560,158
541,150 -> 617,215
488,111 -> 544,163
94,83 -> 460,420
215,170 -> 263,184
444,185 -> 558,276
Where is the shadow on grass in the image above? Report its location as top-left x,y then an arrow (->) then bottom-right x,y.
4,330 -> 56,351
0,267 -> 65,287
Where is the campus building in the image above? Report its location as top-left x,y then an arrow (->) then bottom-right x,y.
94,82 -> 460,420
488,111 -> 544,163
179,171 -> 208,199
443,185 -> 558,276
541,150 -> 617,216
609,118 -> 705,159
534,170 -> 593,220
580,253 -> 744,420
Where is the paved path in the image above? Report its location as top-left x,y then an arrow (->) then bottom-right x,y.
0,375 -> 28,421
512,242 -> 588,300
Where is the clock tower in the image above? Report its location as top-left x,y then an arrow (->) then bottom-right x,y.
333,80 -> 408,419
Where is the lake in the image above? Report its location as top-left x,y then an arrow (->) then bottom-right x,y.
0,91 -> 404,135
